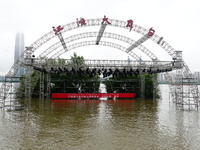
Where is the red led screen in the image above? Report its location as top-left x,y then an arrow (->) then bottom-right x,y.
51,93 -> 135,99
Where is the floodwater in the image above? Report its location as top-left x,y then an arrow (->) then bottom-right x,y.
0,84 -> 200,150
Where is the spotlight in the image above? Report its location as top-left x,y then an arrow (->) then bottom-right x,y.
58,67 -> 62,72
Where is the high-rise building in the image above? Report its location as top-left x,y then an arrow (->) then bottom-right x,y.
14,33 -> 25,77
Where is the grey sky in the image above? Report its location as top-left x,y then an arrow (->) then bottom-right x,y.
0,0 -> 200,74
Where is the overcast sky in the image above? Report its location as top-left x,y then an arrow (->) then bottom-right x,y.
0,0 -> 200,75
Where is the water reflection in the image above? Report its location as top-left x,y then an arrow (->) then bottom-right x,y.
0,85 -> 200,149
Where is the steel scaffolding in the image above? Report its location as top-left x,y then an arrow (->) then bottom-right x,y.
170,51 -> 199,109
39,72 -> 45,100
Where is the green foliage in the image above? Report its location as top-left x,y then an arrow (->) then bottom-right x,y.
103,75 -> 140,98
103,74 -> 157,99
16,72 -> 40,98
16,53 -> 100,98
51,73 -> 100,93
16,75 -> 26,98
144,74 -> 153,99
70,53 -> 84,66
51,53 -> 100,93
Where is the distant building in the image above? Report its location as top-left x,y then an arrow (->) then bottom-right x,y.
157,73 -> 165,82
0,75 -> 5,81
14,33 -> 25,77
157,72 -> 177,83
194,72 -> 200,83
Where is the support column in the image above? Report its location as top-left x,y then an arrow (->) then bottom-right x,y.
174,71 -> 183,108
46,73 -> 51,98
140,74 -> 145,99
5,77 -> 14,109
24,67 -> 32,104
39,72 -> 45,100
174,51 -> 184,108
24,46 -> 34,106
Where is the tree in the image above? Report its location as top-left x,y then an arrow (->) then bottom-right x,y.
70,53 -> 84,66
50,53 -> 100,94
103,73 -> 158,99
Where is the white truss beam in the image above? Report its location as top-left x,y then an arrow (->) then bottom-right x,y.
39,32 -> 157,60
126,34 -> 149,53
57,33 -> 68,52
50,41 -> 141,61
96,24 -> 107,45
30,58 -> 177,72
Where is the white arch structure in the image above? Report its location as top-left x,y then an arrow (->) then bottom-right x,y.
0,18 -> 199,108
39,32 -> 158,60
51,40 -> 141,60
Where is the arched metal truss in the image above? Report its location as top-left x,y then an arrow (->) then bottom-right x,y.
4,18 -> 192,81
50,40 -> 141,60
39,32 -> 158,60
40,34 -> 143,59
3,18 -> 178,78
29,18 -> 176,58
0,18 -> 199,109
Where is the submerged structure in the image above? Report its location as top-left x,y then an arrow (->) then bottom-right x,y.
0,17 -> 199,110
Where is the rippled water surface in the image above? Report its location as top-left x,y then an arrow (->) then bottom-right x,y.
0,85 -> 200,150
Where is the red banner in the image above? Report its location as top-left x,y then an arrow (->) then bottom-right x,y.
51,93 -> 135,99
